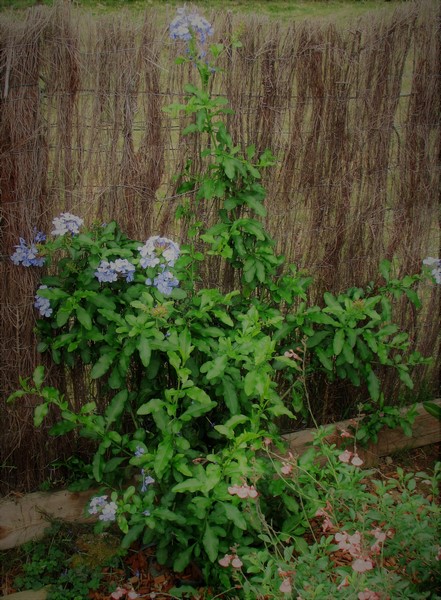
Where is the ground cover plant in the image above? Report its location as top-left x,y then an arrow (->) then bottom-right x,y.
7,6 -> 441,599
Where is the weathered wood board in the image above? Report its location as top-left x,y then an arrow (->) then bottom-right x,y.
0,401 -> 439,553
284,399 -> 441,466
1,588 -> 49,600
0,489 -> 96,551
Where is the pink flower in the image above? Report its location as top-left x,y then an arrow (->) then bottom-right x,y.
351,453 -> 364,467
337,576 -> 350,590
335,531 -> 362,557
111,589 -> 127,599
352,558 -> 374,573
322,516 -> 334,532
284,349 -> 301,360
371,528 -> 387,543
340,429 -> 353,438
338,449 -> 352,464
228,483 -> 258,499
279,578 -> 292,594
219,554 -> 233,567
281,463 -> 293,475
231,557 -> 243,569
358,590 -> 380,600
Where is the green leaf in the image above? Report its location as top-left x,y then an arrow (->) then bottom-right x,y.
76,306 -> 93,330
423,401 -> 441,420
137,336 -> 151,367
222,377 -> 239,415
367,369 -> 380,401
172,478 -> 203,493
323,292 -> 342,311
32,365 -> 45,388
379,259 -> 391,281
91,352 -> 116,379
244,370 -> 266,397
105,389 -> 128,426
34,403 -> 49,427
333,329 -> 345,356
56,306 -> 73,327
202,523 -> 219,563
103,456 -> 126,473
173,545 -> 194,573
92,452 -> 104,482
200,355 -> 228,380
315,348 -> 333,371
154,437 -> 174,479
121,523 -> 145,549
223,503 -> 247,529
137,398 -> 165,415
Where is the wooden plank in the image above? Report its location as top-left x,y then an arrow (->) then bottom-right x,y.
0,489 -> 96,551
283,399 -> 441,466
1,588 -> 49,600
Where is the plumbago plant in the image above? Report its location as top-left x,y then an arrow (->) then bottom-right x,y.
8,6 -> 438,595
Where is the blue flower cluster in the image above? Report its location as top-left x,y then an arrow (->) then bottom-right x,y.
88,495 -> 117,522
95,258 -> 135,283
10,229 -> 46,267
138,236 -> 180,269
423,257 -> 441,284
34,285 -> 53,317
51,212 -> 83,236
146,270 -> 179,296
169,7 -> 213,46
139,236 -> 180,296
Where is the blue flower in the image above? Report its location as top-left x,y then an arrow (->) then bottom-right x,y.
134,446 -> 146,457
95,260 -> 118,283
146,270 -> 179,297
34,285 -> 53,317
51,213 -> 83,236
169,7 -> 213,47
138,236 -> 180,269
140,469 -> 155,493
88,495 -> 117,522
95,258 -> 135,283
112,258 -> 135,282
11,233 -> 45,267
423,257 -> 441,284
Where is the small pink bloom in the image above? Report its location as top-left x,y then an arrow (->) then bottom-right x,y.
322,516 -> 334,532
340,429 -> 353,438
279,578 -> 292,594
352,558 -> 374,573
338,449 -> 352,464
351,453 -> 364,467
247,485 -> 259,498
281,463 -> 293,475
370,542 -> 381,555
335,531 -> 351,550
231,556 -> 243,569
219,554 -> 233,567
228,485 -> 240,496
358,590 -> 381,600
371,528 -> 387,543
236,486 -> 249,498
337,576 -> 350,590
